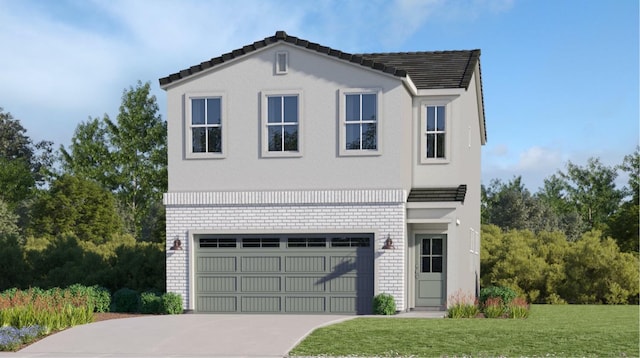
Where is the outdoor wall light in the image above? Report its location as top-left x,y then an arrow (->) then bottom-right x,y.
382,236 -> 395,250
170,238 -> 183,250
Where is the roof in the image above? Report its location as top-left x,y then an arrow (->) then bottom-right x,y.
407,185 -> 467,203
158,31 -> 481,91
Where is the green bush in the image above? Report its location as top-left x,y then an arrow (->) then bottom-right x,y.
373,293 -> 396,315
140,292 -> 162,314
112,288 -> 139,313
66,284 -> 110,313
479,286 -> 517,306
161,292 -> 183,315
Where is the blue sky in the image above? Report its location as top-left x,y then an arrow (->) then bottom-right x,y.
0,0 -> 637,191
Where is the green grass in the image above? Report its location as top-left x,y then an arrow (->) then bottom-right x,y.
289,305 -> 639,357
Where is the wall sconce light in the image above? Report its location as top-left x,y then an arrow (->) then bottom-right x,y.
170,238 -> 183,250
382,235 -> 395,250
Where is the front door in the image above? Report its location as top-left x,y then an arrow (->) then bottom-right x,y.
415,234 -> 446,307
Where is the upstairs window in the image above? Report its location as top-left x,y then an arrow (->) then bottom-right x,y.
420,100 -> 452,164
186,93 -> 226,159
426,105 -> 445,158
339,89 -> 381,156
261,90 -> 303,157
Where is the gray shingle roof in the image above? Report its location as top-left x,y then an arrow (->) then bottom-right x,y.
159,31 -> 481,91
407,185 -> 467,203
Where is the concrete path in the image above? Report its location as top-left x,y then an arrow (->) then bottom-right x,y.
2,314 -> 354,358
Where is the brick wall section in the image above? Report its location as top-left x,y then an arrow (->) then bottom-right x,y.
164,189 -> 407,312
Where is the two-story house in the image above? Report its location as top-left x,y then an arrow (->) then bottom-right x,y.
160,31 -> 486,314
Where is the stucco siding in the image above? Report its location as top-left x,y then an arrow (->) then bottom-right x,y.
165,43 -> 412,193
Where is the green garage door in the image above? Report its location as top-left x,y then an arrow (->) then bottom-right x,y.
195,234 -> 374,314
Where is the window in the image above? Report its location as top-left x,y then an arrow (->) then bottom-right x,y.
420,237 -> 443,273
261,90 -> 303,157
420,100 -> 453,164
426,106 -> 445,158
275,51 -> 288,74
339,89 -> 381,156
186,93 -> 226,159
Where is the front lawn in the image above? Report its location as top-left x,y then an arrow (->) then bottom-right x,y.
289,305 -> 639,357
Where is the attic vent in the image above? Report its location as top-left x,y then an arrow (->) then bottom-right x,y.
276,51 -> 288,74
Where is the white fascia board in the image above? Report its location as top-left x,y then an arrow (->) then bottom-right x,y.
415,88 -> 465,97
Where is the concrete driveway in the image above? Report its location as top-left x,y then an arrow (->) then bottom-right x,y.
2,314 -> 354,358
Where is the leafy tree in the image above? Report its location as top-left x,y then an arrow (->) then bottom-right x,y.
483,176 -> 562,233
0,108 -> 54,186
0,158 -> 35,209
537,174 -> 586,241
557,158 -> 623,231
605,148 -> 639,252
106,81 -> 167,241
60,117 -> 116,190
0,234 -> 29,290
28,174 -> 124,244
0,199 -> 19,238
60,81 -> 167,242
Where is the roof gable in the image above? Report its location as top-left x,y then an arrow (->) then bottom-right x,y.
158,31 -> 481,91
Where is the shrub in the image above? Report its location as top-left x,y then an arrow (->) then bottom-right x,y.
508,297 -> 530,318
447,290 -> 479,318
66,284 -> 110,313
90,286 -> 111,313
373,293 -> 396,315
112,288 -> 139,313
140,292 -> 162,314
161,292 -> 183,315
479,286 -> 517,306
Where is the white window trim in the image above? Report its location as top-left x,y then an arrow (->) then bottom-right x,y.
185,92 -> 227,159
338,88 -> 383,157
419,98 -> 454,164
260,89 -> 303,158
275,51 -> 288,74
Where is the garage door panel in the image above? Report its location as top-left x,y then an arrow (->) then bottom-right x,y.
285,256 -> 326,272
329,276 -> 357,292
286,276 -> 326,292
198,296 -> 237,312
198,276 -> 237,293
286,297 -> 326,312
241,276 -> 281,292
330,297 -> 358,313
241,296 -> 281,312
241,256 -> 281,272
198,257 -> 237,272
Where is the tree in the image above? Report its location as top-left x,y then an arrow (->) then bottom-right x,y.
0,199 -> 19,238
537,174 -> 587,241
28,174 -> 124,245
60,81 -> 167,242
106,81 -> 167,241
0,108 -> 54,186
605,147 -> 640,252
60,117 -> 116,190
558,158 -> 623,231
482,176 -> 562,233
